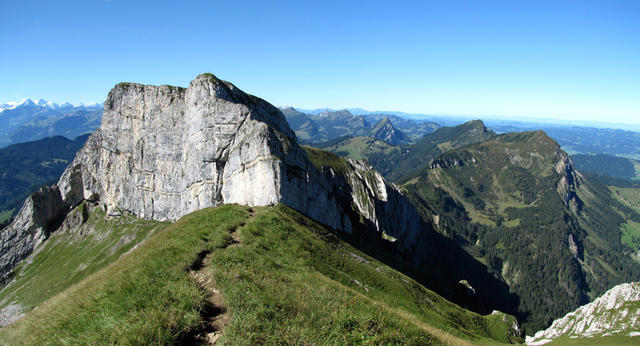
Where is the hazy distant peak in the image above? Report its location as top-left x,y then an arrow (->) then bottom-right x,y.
379,117 -> 392,124
369,117 -> 409,145
372,117 -> 393,130
0,99 -> 102,114
317,109 -> 354,118
18,98 -> 36,107
464,119 -> 487,128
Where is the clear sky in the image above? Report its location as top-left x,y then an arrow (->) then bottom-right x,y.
1,0 -> 639,124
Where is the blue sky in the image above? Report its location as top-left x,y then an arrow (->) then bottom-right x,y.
1,0 -> 639,124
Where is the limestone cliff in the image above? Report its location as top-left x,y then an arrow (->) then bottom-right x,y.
0,73 -> 423,279
554,147 -> 584,215
526,282 -> 640,344
302,148 -> 424,248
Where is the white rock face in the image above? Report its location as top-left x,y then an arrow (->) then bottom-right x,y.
62,75 -> 350,225
342,159 -> 422,246
0,73 -> 424,279
526,282 -> 640,344
553,148 -> 584,214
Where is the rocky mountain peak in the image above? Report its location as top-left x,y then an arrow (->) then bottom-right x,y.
371,117 -> 393,132
379,117 -> 392,126
189,73 -> 249,104
318,109 -> 354,118
370,117 -> 409,145
280,106 -> 301,114
465,119 -> 491,133
468,119 -> 486,128
515,130 -> 587,214
0,73 -> 424,281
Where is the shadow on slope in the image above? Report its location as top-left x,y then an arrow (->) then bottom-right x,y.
301,146 -> 521,327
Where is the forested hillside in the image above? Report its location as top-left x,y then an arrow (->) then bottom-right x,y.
0,135 -> 89,226
401,131 -> 640,332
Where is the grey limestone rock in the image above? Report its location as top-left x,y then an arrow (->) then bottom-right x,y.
0,73 -> 425,280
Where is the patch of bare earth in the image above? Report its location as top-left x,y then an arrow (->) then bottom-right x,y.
188,252 -> 229,344
186,208 -> 255,344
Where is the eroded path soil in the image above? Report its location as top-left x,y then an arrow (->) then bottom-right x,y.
187,208 -> 256,344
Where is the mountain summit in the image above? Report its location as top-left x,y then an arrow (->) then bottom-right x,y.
0,73 -> 423,280
369,117 -> 410,145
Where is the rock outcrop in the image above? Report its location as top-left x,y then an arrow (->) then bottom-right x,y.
526,282 -> 640,344
0,186 -> 67,282
0,73 -> 424,279
305,154 -> 424,247
554,147 -> 584,215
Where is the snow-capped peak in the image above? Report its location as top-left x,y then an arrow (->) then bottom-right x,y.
34,98 -> 59,108
0,99 -> 101,114
18,98 -> 36,106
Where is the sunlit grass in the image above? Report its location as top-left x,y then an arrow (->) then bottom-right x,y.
0,204 -> 521,344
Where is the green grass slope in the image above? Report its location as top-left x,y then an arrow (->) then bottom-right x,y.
609,185 -> 640,252
0,204 -> 521,344
0,202 -> 168,324
318,136 -> 404,171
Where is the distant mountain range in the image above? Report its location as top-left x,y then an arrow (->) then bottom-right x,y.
280,107 -> 438,145
0,99 -> 102,148
283,107 -> 640,161
3,98 -> 639,159
291,106 -> 640,132
0,99 -> 101,111
319,119 -> 494,181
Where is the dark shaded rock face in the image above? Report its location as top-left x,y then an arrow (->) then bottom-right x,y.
0,186 -> 66,279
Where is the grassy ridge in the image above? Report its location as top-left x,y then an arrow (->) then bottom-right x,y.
319,136 -> 402,161
0,204 -> 520,344
0,204 -> 247,344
